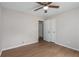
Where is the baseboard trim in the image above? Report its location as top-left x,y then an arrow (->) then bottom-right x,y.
2,40 -> 38,51
55,42 -> 79,51
0,51 -> 2,56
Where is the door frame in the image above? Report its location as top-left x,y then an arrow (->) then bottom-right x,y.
38,21 -> 44,41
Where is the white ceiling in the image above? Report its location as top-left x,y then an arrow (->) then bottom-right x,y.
0,2 -> 79,19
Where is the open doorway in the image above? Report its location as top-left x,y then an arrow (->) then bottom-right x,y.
38,21 -> 44,42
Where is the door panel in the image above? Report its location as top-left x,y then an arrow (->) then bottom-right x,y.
44,19 -> 56,42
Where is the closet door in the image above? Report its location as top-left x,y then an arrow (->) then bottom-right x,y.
44,19 -> 56,42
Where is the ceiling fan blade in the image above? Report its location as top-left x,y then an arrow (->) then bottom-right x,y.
47,2 -> 52,5
44,10 -> 47,13
37,2 -> 45,5
37,2 -> 52,6
48,5 -> 59,8
34,7 -> 43,11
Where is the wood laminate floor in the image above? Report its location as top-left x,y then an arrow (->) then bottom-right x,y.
1,40 -> 79,57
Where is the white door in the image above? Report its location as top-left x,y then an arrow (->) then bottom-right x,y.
44,19 -> 56,42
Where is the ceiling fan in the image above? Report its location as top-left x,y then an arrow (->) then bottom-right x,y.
34,2 -> 59,13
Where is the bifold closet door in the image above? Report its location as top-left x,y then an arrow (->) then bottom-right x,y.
44,19 -> 56,42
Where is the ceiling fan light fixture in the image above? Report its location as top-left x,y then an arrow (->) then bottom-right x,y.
43,6 -> 48,10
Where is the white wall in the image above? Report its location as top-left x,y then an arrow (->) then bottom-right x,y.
0,4 -> 2,53
2,8 -> 40,51
50,8 -> 79,51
